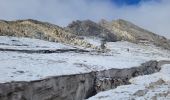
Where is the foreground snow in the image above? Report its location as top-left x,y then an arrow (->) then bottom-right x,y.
87,64 -> 170,100
0,36 -> 170,83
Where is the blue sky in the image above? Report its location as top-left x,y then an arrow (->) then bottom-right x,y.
112,0 -> 142,5
111,0 -> 161,6
0,0 -> 169,38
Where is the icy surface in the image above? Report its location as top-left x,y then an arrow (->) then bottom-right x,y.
87,64 -> 170,100
0,36 -> 170,83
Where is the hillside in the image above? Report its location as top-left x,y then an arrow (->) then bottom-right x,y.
1,19 -> 170,50
99,19 -> 170,49
66,20 -> 118,42
0,19 -> 97,49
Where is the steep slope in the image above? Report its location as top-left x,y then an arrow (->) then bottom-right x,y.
0,19 -> 96,49
99,19 -> 170,50
66,20 -> 118,42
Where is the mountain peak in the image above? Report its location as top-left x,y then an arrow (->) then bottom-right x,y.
67,20 -> 118,42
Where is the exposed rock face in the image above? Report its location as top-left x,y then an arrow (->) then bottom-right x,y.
0,19 -> 96,49
66,20 -> 118,42
0,60 -> 168,100
99,19 -> 170,50
0,73 -> 96,100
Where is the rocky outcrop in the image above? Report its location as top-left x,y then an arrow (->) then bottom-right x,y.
0,60 -> 169,100
66,20 -> 118,42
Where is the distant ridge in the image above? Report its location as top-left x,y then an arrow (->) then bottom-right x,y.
0,19 -> 170,50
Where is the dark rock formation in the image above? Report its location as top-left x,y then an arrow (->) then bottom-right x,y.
0,60 -> 169,100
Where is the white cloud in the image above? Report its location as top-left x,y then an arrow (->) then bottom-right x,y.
115,0 -> 170,38
0,0 -> 169,38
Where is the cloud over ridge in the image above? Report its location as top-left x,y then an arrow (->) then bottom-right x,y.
0,0 -> 169,38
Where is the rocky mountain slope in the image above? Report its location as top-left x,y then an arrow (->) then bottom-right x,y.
0,19 -> 96,49
1,19 -> 170,50
99,19 -> 170,49
66,19 -> 170,50
66,20 -> 118,42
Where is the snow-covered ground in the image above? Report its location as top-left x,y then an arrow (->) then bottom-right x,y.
87,64 -> 170,100
83,37 -> 101,46
0,36 -> 74,50
0,36 -> 170,83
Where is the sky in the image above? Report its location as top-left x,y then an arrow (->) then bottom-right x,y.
112,0 -> 144,5
0,0 -> 170,38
